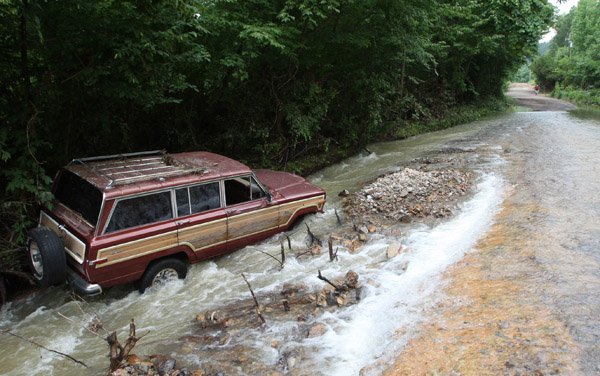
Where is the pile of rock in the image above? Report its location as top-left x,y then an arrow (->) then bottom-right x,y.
344,167 -> 473,222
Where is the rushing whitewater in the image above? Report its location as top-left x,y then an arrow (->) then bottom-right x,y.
0,117 -> 507,375
296,174 -> 503,375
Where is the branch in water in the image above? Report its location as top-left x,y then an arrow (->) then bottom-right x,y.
0,329 -> 88,368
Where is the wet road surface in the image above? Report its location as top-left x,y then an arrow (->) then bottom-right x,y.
389,85 -> 600,375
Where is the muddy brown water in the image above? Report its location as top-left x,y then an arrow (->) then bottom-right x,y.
1,86 -> 600,375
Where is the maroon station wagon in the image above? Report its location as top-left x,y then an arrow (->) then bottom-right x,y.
27,151 -> 326,295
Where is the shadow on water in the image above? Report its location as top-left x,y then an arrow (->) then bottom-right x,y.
568,108 -> 600,122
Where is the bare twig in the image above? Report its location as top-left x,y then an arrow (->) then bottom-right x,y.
305,224 -> 322,246
317,270 -> 341,291
294,249 -> 312,258
334,209 -> 342,225
327,237 -> 338,262
285,234 -> 292,250
57,312 -> 105,340
256,249 -> 283,268
1,329 -> 88,368
69,294 -> 110,336
0,269 -> 35,285
25,106 -> 42,166
0,248 -> 27,255
280,242 -> 286,266
241,273 -> 266,325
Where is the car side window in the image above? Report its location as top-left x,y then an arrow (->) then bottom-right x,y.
175,182 -> 221,217
175,188 -> 190,217
225,177 -> 251,205
189,182 -> 220,214
105,191 -> 173,233
225,176 -> 266,205
250,177 -> 266,199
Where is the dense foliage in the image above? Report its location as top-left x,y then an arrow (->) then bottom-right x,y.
1,0 -> 553,261
531,0 -> 600,102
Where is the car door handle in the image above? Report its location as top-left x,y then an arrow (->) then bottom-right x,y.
176,219 -> 190,226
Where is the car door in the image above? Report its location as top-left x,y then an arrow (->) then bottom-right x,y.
224,176 -> 279,251
175,181 -> 228,260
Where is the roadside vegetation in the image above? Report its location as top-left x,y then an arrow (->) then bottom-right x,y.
531,0 -> 600,107
0,0 -> 553,269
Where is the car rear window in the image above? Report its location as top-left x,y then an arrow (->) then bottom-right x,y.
53,170 -> 103,226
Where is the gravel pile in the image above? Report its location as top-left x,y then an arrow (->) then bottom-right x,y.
344,167 -> 474,222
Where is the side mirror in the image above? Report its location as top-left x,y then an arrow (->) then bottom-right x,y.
266,192 -> 273,202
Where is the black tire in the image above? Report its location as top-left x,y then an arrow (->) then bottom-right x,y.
27,227 -> 66,287
138,258 -> 187,293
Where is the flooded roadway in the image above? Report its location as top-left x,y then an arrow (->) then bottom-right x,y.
2,85 -> 600,375
389,86 -> 600,375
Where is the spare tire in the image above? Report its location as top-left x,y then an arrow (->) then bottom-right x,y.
27,227 -> 66,287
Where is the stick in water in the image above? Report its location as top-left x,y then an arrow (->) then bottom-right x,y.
241,273 -> 266,325
1,329 -> 88,368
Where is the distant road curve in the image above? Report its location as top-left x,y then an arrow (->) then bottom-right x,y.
506,83 -> 576,111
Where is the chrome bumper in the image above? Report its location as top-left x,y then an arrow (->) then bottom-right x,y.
66,268 -> 102,296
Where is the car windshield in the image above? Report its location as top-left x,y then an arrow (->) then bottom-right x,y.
53,170 -> 103,227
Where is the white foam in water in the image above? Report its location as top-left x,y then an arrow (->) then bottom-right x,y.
0,172 -> 503,376
309,173 -> 504,375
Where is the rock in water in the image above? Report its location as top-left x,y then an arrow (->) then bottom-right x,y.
157,359 -> 176,376
344,270 -> 359,289
338,189 -> 350,197
385,243 -> 406,259
386,243 -> 401,259
307,323 -> 327,337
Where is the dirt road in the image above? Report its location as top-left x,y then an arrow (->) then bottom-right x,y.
507,83 -> 575,111
387,86 -> 600,375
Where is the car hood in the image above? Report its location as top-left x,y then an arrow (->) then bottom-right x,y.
254,169 -> 325,201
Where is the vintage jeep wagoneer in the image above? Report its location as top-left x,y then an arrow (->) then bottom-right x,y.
27,151 -> 325,294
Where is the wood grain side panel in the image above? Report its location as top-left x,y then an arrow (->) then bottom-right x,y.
177,218 -> 227,251
227,195 -> 325,242
278,196 -> 325,228
227,206 -> 280,240
96,231 -> 178,267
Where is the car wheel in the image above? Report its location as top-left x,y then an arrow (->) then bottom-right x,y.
27,227 -> 67,287
138,258 -> 187,293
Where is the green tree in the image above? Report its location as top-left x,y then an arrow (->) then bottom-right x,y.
570,0 -> 600,88
0,0 -> 556,265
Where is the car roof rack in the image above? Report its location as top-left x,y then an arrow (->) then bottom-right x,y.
70,150 -> 207,187
70,150 -> 166,164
